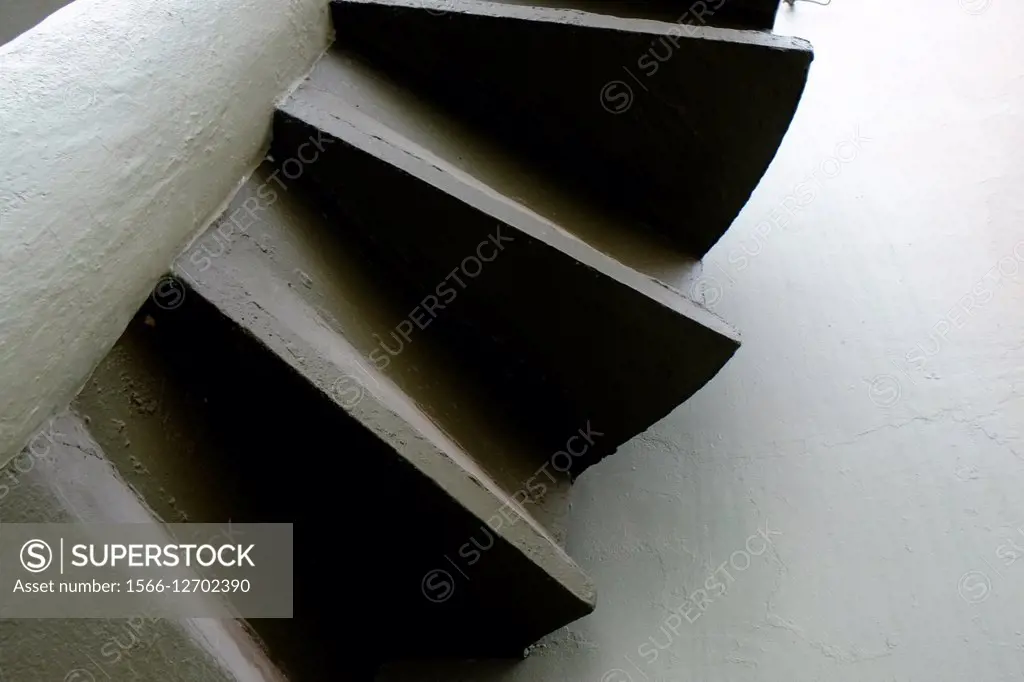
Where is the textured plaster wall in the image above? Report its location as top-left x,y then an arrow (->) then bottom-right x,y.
382,0 -> 1024,680
0,0 -> 331,469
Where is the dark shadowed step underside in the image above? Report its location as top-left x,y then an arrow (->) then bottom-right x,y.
330,0 -> 812,255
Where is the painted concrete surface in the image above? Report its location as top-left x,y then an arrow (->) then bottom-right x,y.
0,0 -> 331,471
380,0 -> 1024,680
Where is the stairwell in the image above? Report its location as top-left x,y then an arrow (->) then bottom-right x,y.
6,0 -> 812,679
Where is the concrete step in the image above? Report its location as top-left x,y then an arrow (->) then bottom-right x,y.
93,164 -> 598,665
486,0 -> 782,30
273,47 -> 741,477
329,0 -> 812,255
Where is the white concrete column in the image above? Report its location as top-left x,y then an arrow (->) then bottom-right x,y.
0,0 -> 332,467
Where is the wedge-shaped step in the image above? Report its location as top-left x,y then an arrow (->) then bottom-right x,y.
329,0 -> 813,255
151,165 -> 595,664
490,0 -> 781,30
274,47 -> 740,476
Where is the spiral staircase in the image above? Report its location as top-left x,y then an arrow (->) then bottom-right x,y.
12,1 -> 812,678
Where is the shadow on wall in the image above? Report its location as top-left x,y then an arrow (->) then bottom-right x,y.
0,0 -> 75,46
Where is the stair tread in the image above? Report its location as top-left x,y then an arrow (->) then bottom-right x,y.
172,170 -> 595,655
330,0 -> 812,255
274,47 -> 741,470
282,47 -> 737,336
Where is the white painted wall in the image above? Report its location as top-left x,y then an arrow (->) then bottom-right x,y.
0,0 -> 332,468
382,0 -> 1024,680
